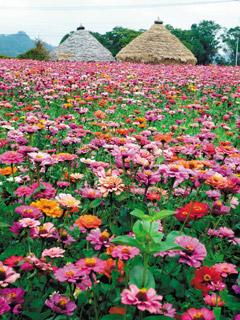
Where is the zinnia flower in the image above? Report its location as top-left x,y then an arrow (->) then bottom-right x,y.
31,199 -> 63,218
75,215 -> 102,232
86,228 -> 111,250
55,193 -> 80,208
0,262 -> 20,287
41,247 -> 65,259
176,202 -> 209,222
111,245 -> 140,260
121,285 -> 162,314
45,293 -> 77,316
0,151 -> 23,164
175,235 -> 207,268
181,307 -> 215,320
54,264 -> 83,283
98,175 -> 125,197
76,257 -> 105,274
191,266 -> 223,295
0,297 -> 10,315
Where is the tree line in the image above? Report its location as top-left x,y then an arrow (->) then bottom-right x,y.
90,20 -> 239,65
15,20 -> 240,65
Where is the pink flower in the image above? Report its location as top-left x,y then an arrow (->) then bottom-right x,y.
54,264 -> 83,283
86,228 -> 112,250
28,152 -> 52,163
160,303 -> 176,318
45,293 -> 77,316
175,236 -> 207,268
31,222 -> 57,239
214,263 -> 238,277
18,218 -> 40,229
41,247 -> 65,259
76,257 -> 105,274
0,262 -> 20,287
0,297 -> 10,315
15,205 -> 42,219
121,285 -> 162,313
204,293 -> 224,306
0,151 -> 23,164
55,193 -> 80,208
111,245 -> 140,260
15,186 -> 33,197
181,308 -> 215,320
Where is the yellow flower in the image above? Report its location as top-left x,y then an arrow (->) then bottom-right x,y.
31,199 -> 63,218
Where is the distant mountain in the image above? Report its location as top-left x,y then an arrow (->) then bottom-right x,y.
0,31 -> 54,57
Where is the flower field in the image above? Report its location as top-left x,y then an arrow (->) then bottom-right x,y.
0,59 -> 239,320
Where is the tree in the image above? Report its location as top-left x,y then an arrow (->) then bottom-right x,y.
18,40 -> 50,61
190,20 -> 221,64
92,27 -> 144,56
166,20 -> 221,65
221,26 -> 240,65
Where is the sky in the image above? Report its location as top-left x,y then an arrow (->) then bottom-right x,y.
0,0 -> 239,45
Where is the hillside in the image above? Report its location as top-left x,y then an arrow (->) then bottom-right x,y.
0,31 -> 54,57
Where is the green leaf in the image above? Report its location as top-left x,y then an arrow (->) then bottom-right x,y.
101,315 -> 124,320
111,236 -> 140,248
213,307 -> 221,320
130,209 -> 149,220
0,222 -> 9,228
89,198 -> 102,208
150,210 -> 174,221
129,264 -> 155,289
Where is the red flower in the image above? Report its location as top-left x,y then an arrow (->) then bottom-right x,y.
191,266 -> 222,295
176,202 -> 209,222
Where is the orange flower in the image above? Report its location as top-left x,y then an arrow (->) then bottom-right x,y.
0,166 -> 17,176
31,199 -> 63,218
75,214 -> 102,229
154,133 -> 172,144
109,306 -> 126,315
94,110 -> 106,119
205,173 -> 227,189
103,258 -> 124,279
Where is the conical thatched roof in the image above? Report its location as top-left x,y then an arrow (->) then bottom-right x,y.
51,25 -> 115,62
116,20 -> 197,65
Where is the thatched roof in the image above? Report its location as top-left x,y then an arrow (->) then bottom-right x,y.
116,20 -> 197,65
51,25 -> 115,62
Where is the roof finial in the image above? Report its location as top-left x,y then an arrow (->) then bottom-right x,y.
154,17 -> 163,24
77,23 -> 85,30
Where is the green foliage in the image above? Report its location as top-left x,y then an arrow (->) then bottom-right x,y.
18,40 -> 50,61
166,20 -> 221,64
221,26 -> 240,65
91,27 -> 144,56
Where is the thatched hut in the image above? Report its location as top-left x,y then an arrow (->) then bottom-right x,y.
116,19 -> 197,65
51,25 -> 115,62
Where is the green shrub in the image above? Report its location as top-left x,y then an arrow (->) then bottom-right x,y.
18,40 -> 50,61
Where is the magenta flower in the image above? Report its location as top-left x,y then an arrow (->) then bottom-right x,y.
0,297 -> 10,315
175,235 -> 207,268
45,293 -> 77,316
15,205 -> 43,219
181,308 -> 215,320
121,285 -> 162,313
54,264 -> 83,283
0,288 -> 25,305
111,245 -> 140,260
0,151 -> 23,164
86,228 -> 112,250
